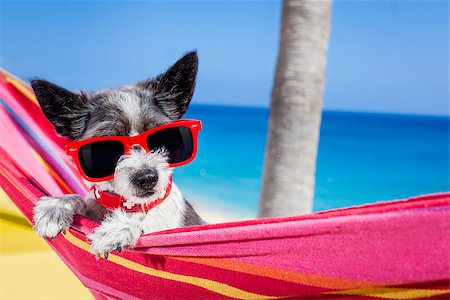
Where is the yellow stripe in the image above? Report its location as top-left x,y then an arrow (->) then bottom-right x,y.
32,150 -> 74,194
173,258 -> 450,298
0,75 -> 72,195
3,75 -> 39,105
0,167 -> 37,204
0,186 -> 91,298
325,287 -> 450,299
64,231 -> 279,300
174,256 -> 377,290
2,159 -> 447,299
0,170 -> 277,299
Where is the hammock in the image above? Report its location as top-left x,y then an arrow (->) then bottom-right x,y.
0,69 -> 449,300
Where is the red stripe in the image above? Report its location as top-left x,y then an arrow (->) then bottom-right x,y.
1,75 -> 69,149
0,147 -> 49,222
147,192 -> 450,236
161,256 -> 326,297
51,230 -> 235,300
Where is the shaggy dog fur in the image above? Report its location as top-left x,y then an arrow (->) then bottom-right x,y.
31,52 -> 203,257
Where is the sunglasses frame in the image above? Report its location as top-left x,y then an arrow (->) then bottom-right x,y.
65,119 -> 202,182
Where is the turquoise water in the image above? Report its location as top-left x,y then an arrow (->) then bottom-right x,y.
175,104 -> 449,216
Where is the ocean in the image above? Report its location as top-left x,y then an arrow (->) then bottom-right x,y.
175,104 -> 449,217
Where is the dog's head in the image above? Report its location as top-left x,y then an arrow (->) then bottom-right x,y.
31,51 -> 198,204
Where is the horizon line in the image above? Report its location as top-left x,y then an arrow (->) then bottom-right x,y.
190,102 -> 450,119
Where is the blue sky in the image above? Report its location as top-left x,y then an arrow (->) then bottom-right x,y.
0,1 -> 448,116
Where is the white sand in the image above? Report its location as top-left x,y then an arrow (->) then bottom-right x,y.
192,202 -> 254,224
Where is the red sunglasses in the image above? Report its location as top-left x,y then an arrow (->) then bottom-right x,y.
66,119 -> 201,182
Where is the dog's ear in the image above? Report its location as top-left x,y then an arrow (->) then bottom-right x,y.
138,51 -> 198,120
31,79 -> 89,140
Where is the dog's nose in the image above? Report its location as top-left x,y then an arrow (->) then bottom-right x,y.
132,169 -> 158,190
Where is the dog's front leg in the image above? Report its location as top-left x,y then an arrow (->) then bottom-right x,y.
88,210 -> 144,258
33,195 -> 84,239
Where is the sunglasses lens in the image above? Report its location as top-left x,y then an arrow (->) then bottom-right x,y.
79,141 -> 124,178
146,126 -> 194,164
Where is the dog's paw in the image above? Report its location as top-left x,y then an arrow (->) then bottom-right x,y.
33,195 -> 83,239
88,215 -> 143,259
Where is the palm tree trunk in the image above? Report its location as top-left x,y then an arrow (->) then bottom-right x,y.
259,0 -> 332,218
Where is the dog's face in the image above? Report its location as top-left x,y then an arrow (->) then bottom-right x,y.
31,52 -> 198,204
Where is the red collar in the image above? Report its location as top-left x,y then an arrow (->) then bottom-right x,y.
91,176 -> 173,213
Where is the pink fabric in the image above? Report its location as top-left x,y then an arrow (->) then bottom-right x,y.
0,73 -> 86,195
1,69 -> 449,299
0,100 -> 63,196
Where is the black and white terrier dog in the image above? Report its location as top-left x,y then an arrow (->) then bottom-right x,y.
32,52 -> 203,258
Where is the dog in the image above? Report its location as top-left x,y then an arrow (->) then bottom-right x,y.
31,51 -> 204,258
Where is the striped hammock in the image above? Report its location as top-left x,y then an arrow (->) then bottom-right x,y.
0,69 -> 449,300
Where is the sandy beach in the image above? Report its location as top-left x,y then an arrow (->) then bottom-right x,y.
193,203 -> 253,224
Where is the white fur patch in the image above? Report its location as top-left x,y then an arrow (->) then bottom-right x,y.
113,147 -> 172,204
33,195 -> 83,238
88,209 -> 143,256
87,184 -> 185,256
115,90 -> 145,136
82,120 -> 118,138
139,183 -> 186,232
